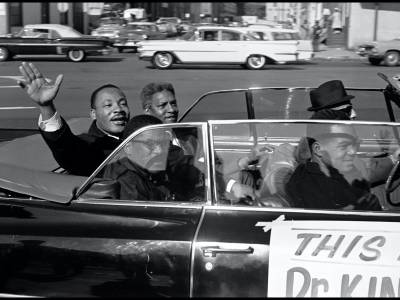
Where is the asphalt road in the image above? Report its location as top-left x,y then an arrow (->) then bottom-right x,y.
0,50 -> 399,129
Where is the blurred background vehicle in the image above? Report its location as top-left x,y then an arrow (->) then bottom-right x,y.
356,38 -> 400,66
0,24 -> 113,62
123,8 -> 147,22
156,17 -> 182,35
113,21 -> 167,53
155,21 -> 177,37
179,20 -> 195,35
90,16 -> 125,43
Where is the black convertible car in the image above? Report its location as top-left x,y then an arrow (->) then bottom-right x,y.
0,78 -> 400,297
0,24 -> 113,62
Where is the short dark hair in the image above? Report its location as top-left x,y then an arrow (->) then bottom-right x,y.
90,84 -> 124,109
140,82 -> 175,109
122,114 -> 162,140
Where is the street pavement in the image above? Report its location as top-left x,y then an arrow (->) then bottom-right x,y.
313,44 -> 364,61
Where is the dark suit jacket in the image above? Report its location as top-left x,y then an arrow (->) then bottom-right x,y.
286,161 -> 381,210
40,117 -> 121,176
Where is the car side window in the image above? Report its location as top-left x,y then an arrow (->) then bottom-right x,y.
81,124 -> 207,203
221,30 -> 240,41
33,29 -> 50,38
212,121 -> 400,211
50,30 -> 61,39
201,30 -> 217,41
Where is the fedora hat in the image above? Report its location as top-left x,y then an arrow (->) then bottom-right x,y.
308,80 -> 354,111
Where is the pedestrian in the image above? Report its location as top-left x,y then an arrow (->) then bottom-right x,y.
300,19 -> 310,39
330,7 -> 342,34
18,62 -> 131,176
311,20 -> 322,52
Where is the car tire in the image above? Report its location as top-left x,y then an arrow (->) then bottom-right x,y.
368,57 -> 382,66
67,49 -> 85,62
245,55 -> 266,70
118,48 -> 124,53
0,47 -> 9,62
152,52 -> 173,69
384,51 -> 400,67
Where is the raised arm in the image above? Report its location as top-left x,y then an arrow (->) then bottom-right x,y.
18,62 -> 63,120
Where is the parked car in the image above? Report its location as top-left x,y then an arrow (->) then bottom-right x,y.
0,24 -> 113,62
113,22 -> 167,53
90,16 -> 125,41
155,21 -> 178,37
137,26 -> 299,70
179,20 -> 195,35
356,38 -> 400,66
243,25 -> 314,61
0,115 -> 400,296
156,17 -> 182,34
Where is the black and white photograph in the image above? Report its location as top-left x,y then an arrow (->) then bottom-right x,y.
0,2 -> 400,297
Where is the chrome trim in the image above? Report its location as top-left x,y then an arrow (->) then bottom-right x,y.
207,119 -> 400,126
202,205 -> 400,216
189,206 -> 206,297
208,122 -> 219,205
201,123 -> 212,205
73,198 -> 204,208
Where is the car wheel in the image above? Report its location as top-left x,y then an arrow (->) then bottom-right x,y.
67,49 -> 85,62
118,48 -> 124,53
384,51 -> 400,66
152,52 -> 173,69
0,47 -> 9,62
245,55 -> 266,70
368,57 -> 382,66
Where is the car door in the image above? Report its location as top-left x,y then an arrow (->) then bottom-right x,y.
191,120 -> 400,297
20,28 -> 52,55
0,123 -> 208,297
177,29 -> 221,63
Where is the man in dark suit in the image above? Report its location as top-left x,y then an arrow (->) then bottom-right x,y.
18,62 -> 131,176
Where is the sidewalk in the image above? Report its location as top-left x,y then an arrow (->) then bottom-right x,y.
313,44 -> 364,61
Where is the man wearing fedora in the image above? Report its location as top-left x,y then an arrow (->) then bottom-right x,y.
308,80 -> 357,120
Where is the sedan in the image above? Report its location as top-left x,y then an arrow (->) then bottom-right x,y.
0,116 -> 400,297
113,22 -> 167,53
357,38 -> 400,66
0,24 -> 113,62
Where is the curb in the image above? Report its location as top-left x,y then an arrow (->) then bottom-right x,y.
313,55 -> 365,61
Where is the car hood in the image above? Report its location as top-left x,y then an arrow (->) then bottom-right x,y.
0,161 -> 86,203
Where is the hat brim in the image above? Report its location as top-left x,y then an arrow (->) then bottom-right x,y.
307,95 -> 355,111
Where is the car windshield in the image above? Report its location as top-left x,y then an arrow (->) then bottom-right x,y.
180,87 -> 399,122
79,123 -> 207,203
211,120 -> 400,210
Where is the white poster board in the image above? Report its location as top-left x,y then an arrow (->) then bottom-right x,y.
268,221 -> 400,297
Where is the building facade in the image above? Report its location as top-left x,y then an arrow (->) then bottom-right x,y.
1,2 -> 400,49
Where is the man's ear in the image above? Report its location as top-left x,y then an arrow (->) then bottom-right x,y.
312,141 -> 323,157
144,104 -> 152,114
90,109 -> 96,120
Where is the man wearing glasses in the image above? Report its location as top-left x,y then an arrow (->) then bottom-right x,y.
103,114 -> 201,201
